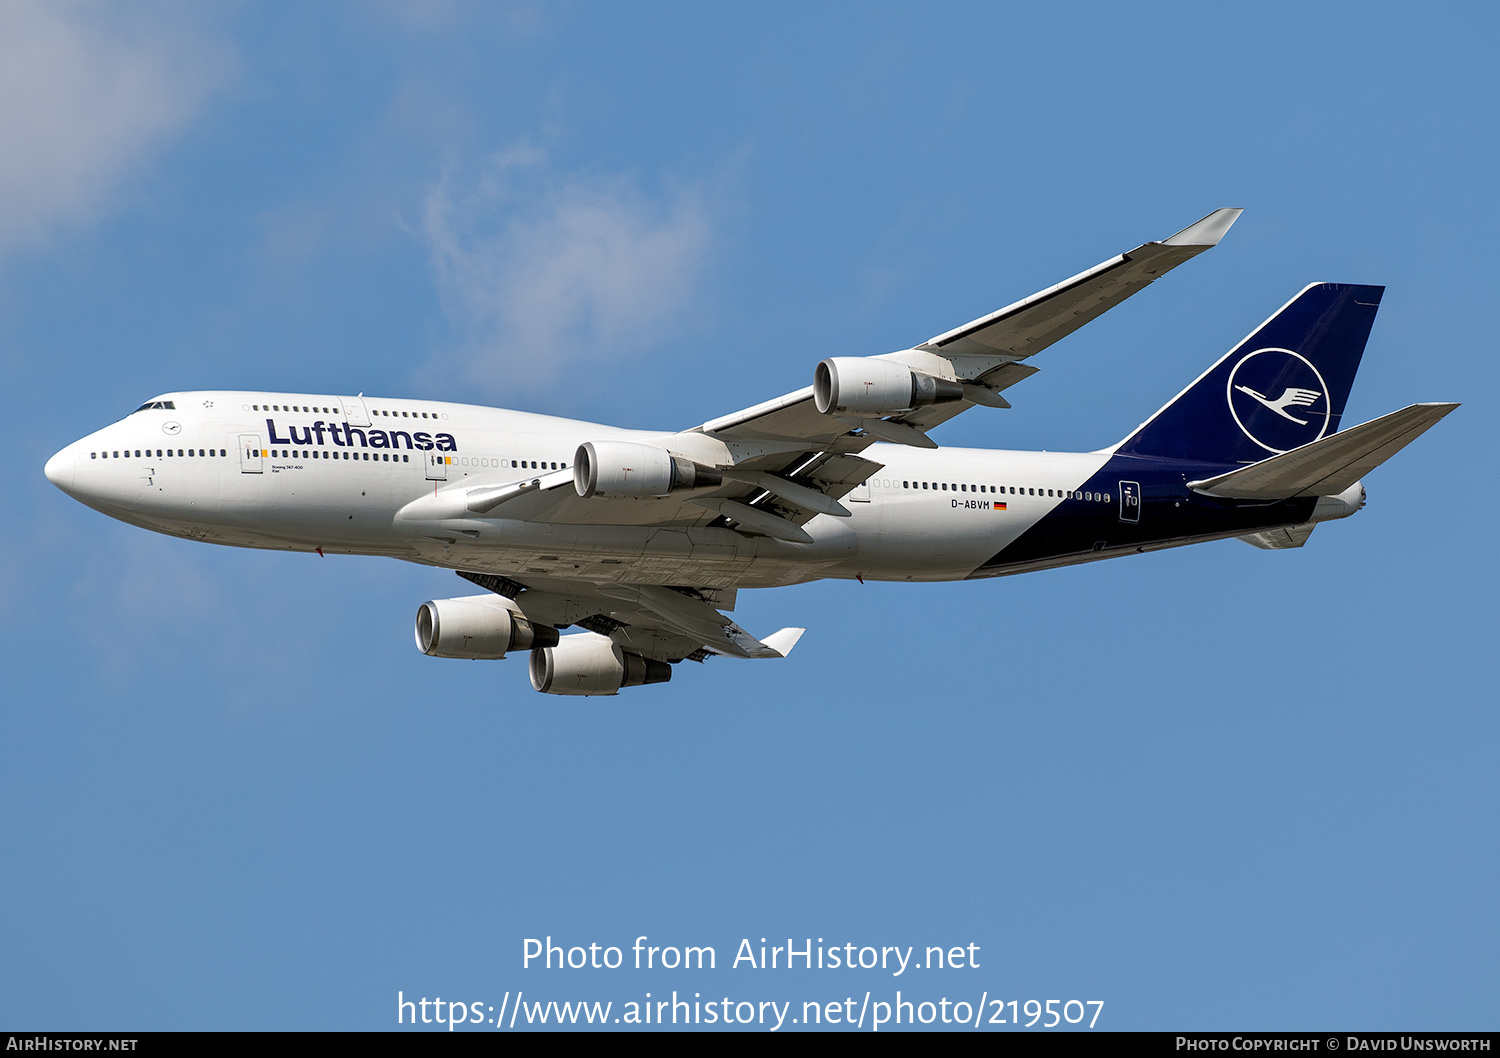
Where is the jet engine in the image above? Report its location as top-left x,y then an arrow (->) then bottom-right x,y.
1309,481 -> 1366,522
529,632 -> 673,696
415,594 -> 559,660
813,356 -> 963,416
573,440 -> 721,499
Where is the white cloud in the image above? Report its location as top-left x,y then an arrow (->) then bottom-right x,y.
420,145 -> 712,396
0,1 -> 228,260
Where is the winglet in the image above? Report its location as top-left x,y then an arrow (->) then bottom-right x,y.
1162,207 -> 1243,247
760,627 -> 806,658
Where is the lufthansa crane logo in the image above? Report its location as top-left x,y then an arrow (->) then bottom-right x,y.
1225,348 -> 1330,453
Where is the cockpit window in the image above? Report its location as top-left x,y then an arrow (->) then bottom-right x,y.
133,400 -> 176,413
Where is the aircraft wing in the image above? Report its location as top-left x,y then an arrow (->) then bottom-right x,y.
914,208 -> 1244,363
456,570 -> 803,662
419,209 -> 1241,544
693,207 -> 1243,447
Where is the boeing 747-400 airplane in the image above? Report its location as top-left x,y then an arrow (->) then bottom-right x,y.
44,209 -> 1457,694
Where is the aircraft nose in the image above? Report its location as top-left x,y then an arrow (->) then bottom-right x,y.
44,445 -> 76,491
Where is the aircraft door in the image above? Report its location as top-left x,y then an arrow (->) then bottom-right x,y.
239,434 -> 263,474
1118,481 -> 1141,523
425,453 -> 448,481
341,395 -> 371,427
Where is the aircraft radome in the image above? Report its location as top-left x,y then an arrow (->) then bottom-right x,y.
45,209 -> 1457,695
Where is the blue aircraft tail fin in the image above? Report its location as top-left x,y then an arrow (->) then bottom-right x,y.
1115,283 -> 1384,464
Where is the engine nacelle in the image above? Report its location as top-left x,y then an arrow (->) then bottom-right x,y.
813,356 -> 963,416
529,632 -> 673,696
1310,481 -> 1366,522
415,594 -> 560,660
573,440 -> 721,499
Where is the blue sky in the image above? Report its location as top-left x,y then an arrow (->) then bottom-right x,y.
3,1 -> 1496,1031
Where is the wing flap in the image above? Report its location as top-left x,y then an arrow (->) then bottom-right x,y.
592,583 -> 794,659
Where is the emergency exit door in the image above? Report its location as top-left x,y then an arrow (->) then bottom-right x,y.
239,434 -> 263,473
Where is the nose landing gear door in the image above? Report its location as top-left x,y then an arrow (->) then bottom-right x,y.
239,434 -> 263,474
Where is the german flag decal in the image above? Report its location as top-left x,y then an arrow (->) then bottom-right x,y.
993,502 -> 1007,511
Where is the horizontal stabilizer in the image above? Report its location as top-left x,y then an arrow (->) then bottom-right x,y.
1190,403 -> 1459,499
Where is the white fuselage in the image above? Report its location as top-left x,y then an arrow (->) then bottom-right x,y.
45,391 -> 1114,589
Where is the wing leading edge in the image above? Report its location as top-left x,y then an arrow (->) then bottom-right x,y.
693,207 -> 1243,450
